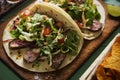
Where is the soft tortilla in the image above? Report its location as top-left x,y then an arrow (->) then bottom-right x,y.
80,0 -> 105,40
42,0 -> 105,40
2,2 -> 83,72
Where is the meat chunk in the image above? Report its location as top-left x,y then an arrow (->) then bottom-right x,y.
9,39 -> 34,49
23,49 -> 40,63
90,20 -> 102,32
51,53 -> 66,69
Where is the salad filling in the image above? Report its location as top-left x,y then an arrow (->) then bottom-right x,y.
9,10 -> 80,69
43,0 -> 106,40
44,0 -> 101,32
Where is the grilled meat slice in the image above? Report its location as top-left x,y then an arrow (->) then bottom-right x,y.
51,53 -> 66,69
23,48 -> 40,63
9,39 -> 34,49
90,20 -> 102,32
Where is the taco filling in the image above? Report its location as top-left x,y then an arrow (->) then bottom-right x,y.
7,10 -> 80,69
44,0 -> 105,40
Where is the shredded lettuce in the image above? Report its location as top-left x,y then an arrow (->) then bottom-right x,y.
10,12 -> 80,66
48,18 -> 58,32
48,0 -> 101,28
64,30 -> 80,55
10,29 -> 21,38
32,13 -> 44,23
67,1 -> 101,27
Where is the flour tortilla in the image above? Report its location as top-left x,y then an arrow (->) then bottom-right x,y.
80,0 -> 105,40
42,0 -> 105,40
2,2 -> 83,72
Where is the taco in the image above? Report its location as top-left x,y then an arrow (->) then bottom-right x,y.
2,2 -> 83,72
44,0 -> 105,40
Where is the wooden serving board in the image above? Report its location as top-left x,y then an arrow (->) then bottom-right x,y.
0,0 -> 120,80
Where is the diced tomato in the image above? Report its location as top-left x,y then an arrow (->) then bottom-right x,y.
58,37 -> 65,44
43,27 -> 51,36
22,10 -> 31,18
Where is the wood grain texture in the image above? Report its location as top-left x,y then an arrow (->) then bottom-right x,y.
0,0 -> 120,80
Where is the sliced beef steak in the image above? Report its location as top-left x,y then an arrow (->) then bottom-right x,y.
23,49 -> 40,63
9,39 -> 34,49
51,53 -> 66,69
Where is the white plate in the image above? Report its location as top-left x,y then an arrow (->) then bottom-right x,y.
79,33 -> 120,80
